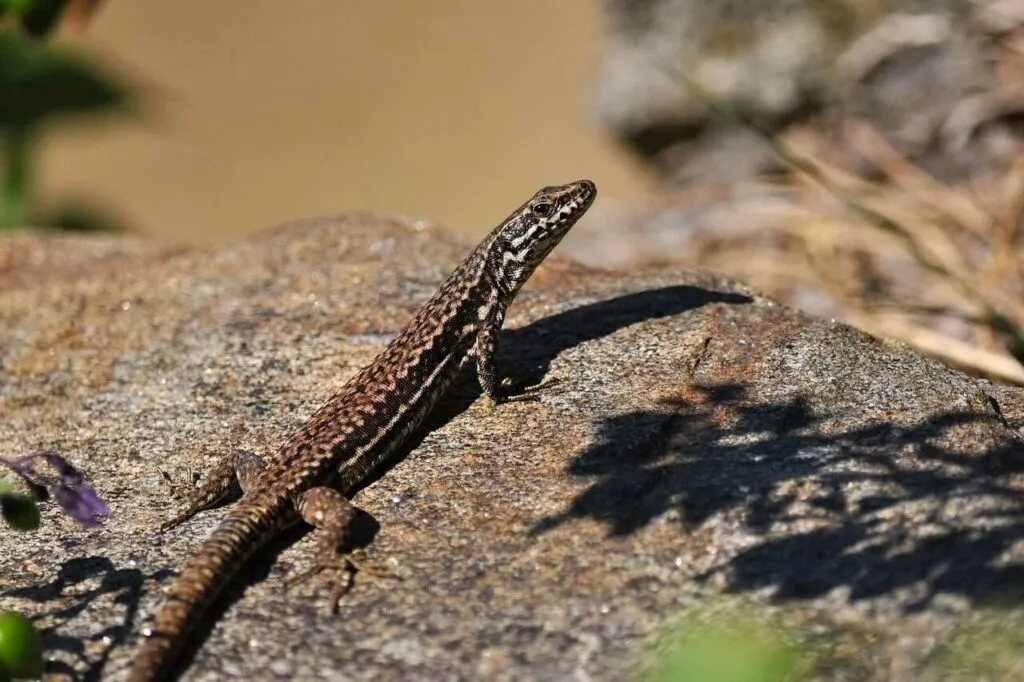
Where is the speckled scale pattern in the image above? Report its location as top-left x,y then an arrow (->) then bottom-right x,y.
127,180 -> 596,681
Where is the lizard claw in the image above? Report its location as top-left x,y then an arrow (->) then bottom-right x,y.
285,559 -> 356,612
157,470 -> 203,532
285,550 -> 399,614
502,375 -> 565,403
158,510 -> 194,533
480,376 -> 565,411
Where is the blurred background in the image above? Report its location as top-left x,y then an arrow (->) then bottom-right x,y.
7,0 -> 1024,386
29,0 -> 653,242
7,3 -> 1024,677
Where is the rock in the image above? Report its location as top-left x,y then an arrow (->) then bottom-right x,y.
1,215 -> 1023,679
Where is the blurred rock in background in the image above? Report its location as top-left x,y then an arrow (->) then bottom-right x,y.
595,0 -> 1024,184
566,0 -> 1024,384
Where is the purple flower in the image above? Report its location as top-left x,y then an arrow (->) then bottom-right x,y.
0,450 -> 111,527
52,483 -> 110,527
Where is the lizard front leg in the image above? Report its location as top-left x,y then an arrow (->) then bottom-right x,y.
160,450 -> 265,531
475,302 -> 560,408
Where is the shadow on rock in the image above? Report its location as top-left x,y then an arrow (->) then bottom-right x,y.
1,556 -> 155,681
537,382 -> 1024,612
364,284 -> 753,492
502,284 -> 753,389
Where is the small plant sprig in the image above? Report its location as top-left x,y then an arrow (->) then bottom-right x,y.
0,449 -> 110,530
0,450 -> 109,679
0,0 -> 128,233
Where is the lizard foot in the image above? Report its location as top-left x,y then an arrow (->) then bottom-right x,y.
285,549 -> 398,614
487,375 -> 564,409
159,468 -> 200,501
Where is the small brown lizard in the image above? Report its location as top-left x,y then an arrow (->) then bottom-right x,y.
127,180 -> 597,681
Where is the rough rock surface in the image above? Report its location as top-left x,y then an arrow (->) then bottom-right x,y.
1,215 -> 1023,680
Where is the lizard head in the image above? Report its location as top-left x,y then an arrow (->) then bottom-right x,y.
491,179 -> 597,293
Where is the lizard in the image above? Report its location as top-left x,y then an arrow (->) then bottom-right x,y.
127,179 -> 597,681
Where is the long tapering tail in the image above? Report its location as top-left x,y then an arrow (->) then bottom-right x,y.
127,498 -> 293,682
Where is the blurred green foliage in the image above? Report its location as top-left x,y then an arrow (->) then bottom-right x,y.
0,0 -> 130,232
640,598 -> 1024,682
0,610 -> 44,680
644,616 -> 803,682
921,606 -> 1024,681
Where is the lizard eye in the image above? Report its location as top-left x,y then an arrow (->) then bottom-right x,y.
531,202 -> 553,217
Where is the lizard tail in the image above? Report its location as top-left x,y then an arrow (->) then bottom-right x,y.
127,498 -> 291,682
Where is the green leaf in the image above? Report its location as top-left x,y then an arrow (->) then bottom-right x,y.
0,611 -> 43,679
11,0 -> 37,15
20,0 -> 72,38
0,491 -> 41,531
2,0 -> 36,18
1,125 -> 33,229
647,618 -> 802,682
0,33 -> 130,128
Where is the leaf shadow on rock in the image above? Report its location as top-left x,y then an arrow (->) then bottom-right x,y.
536,384 -> 1024,611
1,556 -> 158,681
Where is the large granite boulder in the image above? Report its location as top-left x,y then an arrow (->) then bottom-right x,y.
1,216 -> 1022,679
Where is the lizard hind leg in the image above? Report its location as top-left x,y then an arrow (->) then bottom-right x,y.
159,450 -> 266,532
287,487 -> 396,613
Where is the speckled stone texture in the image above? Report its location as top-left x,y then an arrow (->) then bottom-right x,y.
1,216 -> 1023,680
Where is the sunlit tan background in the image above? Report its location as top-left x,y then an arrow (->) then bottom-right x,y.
37,1 -> 652,243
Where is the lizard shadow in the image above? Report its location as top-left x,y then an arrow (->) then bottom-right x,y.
353,283 -> 752,493
500,285 -> 752,395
